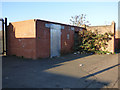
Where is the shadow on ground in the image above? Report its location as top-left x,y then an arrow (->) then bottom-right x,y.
2,53 -> 118,89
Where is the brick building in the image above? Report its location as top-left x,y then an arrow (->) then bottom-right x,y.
7,19 -> 86,59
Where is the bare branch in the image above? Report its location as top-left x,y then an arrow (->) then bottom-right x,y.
69,14 -> 90,27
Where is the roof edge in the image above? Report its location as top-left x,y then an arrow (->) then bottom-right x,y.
35,19 -> 86,29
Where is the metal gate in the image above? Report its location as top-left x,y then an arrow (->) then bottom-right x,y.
0,19 -> 2,54
0,18 -> 7,55
50,24 -> 61,58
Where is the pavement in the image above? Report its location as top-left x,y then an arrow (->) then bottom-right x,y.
2,53 -> 119,88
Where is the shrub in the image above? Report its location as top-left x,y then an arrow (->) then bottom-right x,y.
74,30 -> 113,54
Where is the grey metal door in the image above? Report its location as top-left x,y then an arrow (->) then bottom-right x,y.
50,24 -> 61,58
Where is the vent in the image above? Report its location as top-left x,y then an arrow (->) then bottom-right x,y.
71,27 -> 74,31
45,23 -> 51,28
61,26 -> 64,29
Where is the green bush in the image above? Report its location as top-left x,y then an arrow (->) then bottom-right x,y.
74,30 -> 113,54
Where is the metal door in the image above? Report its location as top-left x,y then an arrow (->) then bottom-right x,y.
50,24 -> 61,58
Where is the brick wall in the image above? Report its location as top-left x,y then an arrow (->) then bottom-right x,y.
7,19 -> 37,59
61,26 -> 74,54
36,20 -> 81,58
36,20 -> 50,58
